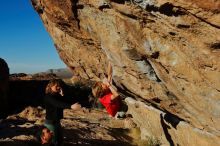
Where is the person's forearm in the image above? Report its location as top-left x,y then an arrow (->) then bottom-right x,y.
107,62 -> 112,83
109,84 -> 119,100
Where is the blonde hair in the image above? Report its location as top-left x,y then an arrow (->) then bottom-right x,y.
45,79 -> 64,94
92,82 -> 106,98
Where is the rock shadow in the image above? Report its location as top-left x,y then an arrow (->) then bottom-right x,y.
8,80 -> 48,115
0,140 -> 40,146
0,117 -> 39,139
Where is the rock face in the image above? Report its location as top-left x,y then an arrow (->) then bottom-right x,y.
31,0 -> 220,145
0,58 -> 9,118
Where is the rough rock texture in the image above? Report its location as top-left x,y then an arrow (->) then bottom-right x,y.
126,97 -> 220,146
31,0 -> 220,145
0,58 -> 9,118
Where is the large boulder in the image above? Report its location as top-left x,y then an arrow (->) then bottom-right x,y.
31,0 -> 220,145
0,58 -> 9,118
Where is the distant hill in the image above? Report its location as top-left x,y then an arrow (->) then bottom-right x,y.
43,68 -> 73,79
10,68 -> 73,80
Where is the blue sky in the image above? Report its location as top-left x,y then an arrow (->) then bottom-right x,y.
0,0 -> 66,74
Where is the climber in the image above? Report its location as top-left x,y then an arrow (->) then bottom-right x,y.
92,62 -> 128,119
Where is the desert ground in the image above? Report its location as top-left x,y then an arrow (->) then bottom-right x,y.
0,106 -> 149,146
